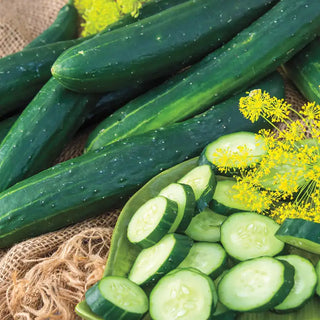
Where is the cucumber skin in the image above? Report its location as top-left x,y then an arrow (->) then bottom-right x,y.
52,0 -> 278,93
24,3 -> 78,49
85,0 -> 320,151
0,78 -> 99,192
0,74 -> 284,248
130,234 -> 193,288
0,115 -> 19,143
275,218 -> 320,254
0,39 -> 87,116
282,38 -> 320,104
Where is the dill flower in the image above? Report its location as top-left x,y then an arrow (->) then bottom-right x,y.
74,0 -> 149,36
229,90 -> 320,224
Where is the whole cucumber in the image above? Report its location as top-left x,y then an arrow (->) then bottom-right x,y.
282,38 -> 320,104
0,72 -> 284,248
52,0 -> 279,93
85,0 -> 320,151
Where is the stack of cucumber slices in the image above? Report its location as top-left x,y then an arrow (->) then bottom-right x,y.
83,132 -> 320,320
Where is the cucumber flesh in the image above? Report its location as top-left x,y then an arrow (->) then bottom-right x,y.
85,276 -> 148,319
218,257 -> 295,312
220,212 -> 284,261
178,164 -> 216,211
150,268 -> 217,320
178,242 -> 227,279
275,255 -> 317,312
185,208 -> 226,242
199,132 -> 266,172
159,183 -> 195,233
127,196 -> 177,248
128,233 -> 192,287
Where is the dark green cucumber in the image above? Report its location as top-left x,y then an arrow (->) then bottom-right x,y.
85,0 -> 320,151
52,0 -> 279,93
282,38 -> 320,104
275,218 -> 320,254
0,39 -> 87,116
0,73 -> 283,248
0,115 -> 19,143
0,0 -> 183,117
24,1 -> 78,49
0,78 -> 99,192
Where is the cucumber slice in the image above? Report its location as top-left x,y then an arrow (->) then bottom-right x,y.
275,255 -> 317,312
199,132 -> 266,173
178,165 -> 216,211
127,196 -> 177,248
178,242 -> 227,279
275,218 -> 320,254
85,276 -> 148,319
218,257 -> 295,312
220,212 -> 284,261
128,233 -> 192,287
159,183 -> 195,232
185,208 -> 226,242
210,179 -> 268,215
150,268 -> 218,320
316,260 -> 320,297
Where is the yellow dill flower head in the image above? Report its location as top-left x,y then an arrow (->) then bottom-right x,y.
75,0 -> 149,36
300,102 -> 320,120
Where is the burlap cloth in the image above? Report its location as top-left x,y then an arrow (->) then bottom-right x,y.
0,0 -> 308,319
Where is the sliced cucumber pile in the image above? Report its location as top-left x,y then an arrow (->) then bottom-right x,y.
220,211 -> 284,260
316,260 -> 320,297
149,268 -> 218,320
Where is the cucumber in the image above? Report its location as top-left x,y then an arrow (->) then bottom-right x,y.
52,0 -> 279,93
0,115 -> 19,143
0,0 -> 183,117
24,1 -> 78,49
0,39 -> 87,116
85,276 -> 148,320
85,0 -> 320,151
0,74 -> 284,248
149,268 -> 218,320
282,38 -> 320,104
178,242 -> 227,279
0,78 -> 99,192
128,233 -> 193,287
178,164 -> 216,211
274,255 -> 317,312
199,131 -> 266,173
159,183 -> 195,233
127,196 -> 178,248
220,212 -> 284,261
185,208 -> 226,242
218,257 -> 295,312
210,179 -> 268,215
275,218 -> 320,254
212,303 -> 237,320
